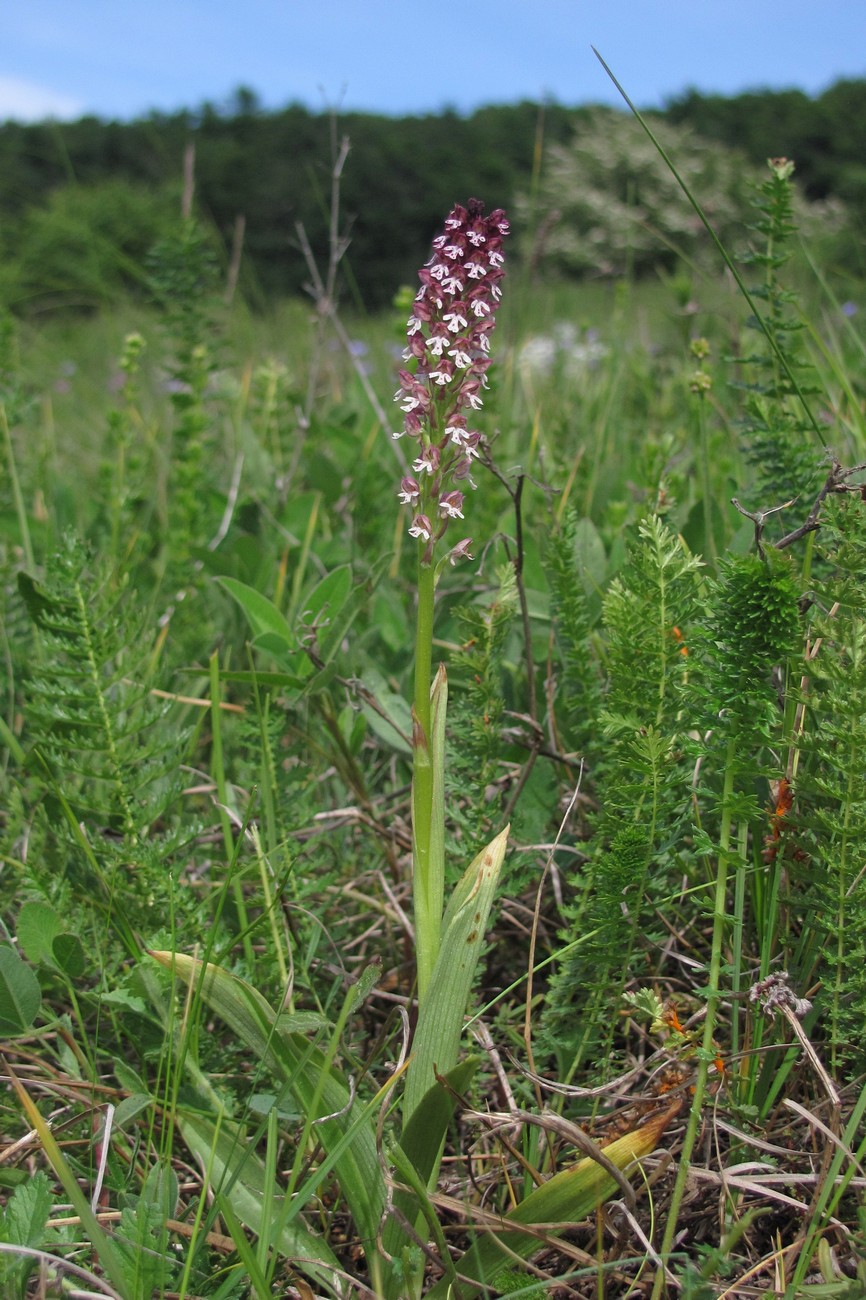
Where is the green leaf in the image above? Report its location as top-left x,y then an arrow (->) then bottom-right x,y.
0,946 -> 41,1034
51,932 -> 85,978
0,1170 -> 29,1190
344,959 -> 383,1018
381,1056 -> 479,1282
297,565 -> 351,649
298,556 -> 392,690
403,825 -> 509,1124
213,667 -> 312,690
16,900 -> 64,966
359,668 -> 413,756
1,1169 -> 52,1246
399,1058 -> 479,1191
114,1198 -> 173,1297
16,571 -> 75,633
100,987 -> 148,1015
250,630 -> 307,661
142,1159 -> 179,1219
573,515 -> 607,595
216,576 -> 296,647
114,1093 -> 154,1128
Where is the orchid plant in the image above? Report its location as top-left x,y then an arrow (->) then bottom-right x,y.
149,199 -> 678,1299
393,198 -> 510,1004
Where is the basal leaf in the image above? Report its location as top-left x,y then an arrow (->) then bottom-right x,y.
0,946 -> 41,1034
216,576 -> 296,647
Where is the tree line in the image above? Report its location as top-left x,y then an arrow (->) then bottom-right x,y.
0,79 -> 863,313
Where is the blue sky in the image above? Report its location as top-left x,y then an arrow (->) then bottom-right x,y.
2,0 -> 864,122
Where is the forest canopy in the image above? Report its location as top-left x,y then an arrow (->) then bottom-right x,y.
0,79 -> 863,312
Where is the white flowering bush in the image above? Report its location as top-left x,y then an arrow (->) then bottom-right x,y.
519,106 -> 845,278
518,321 -> 608,380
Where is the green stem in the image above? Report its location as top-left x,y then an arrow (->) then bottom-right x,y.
412,554 -> 438,1001
730,821 -> 748,1069
698,395 -> 718,569
2,402 -> 34,574
652,737 -> 735,1297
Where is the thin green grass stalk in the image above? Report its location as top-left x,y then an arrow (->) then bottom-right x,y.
730,821 -> 748,1068
652,738 -> 736,1299
690,338 -> 719,569
174,1108 -> 223,1300
742,846 -> 781,1107
2,403 -> 34,572
251,680 -> 280,867
258,362 -> 284,475
785,1079 -> 866,1296
209,650 -> 254,970
105,331 -> 146,562
799,240 -> 866,452
282,968 -> 378,1209
147,821 -> 249,1114
163,924 -> 206,1152
258,1106 -> 280,1278
745,706 -> 801,1110
286,489 -> 321,623
0,709 -> 26,767
217,1197 -> 272,1299
249,824 -> 290,990
580,352 -> 627,519
389,1142 -> 457,1289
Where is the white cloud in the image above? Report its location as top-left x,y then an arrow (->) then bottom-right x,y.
0,75 -> 83,122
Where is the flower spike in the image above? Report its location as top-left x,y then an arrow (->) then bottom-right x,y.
393,198 -> 508,563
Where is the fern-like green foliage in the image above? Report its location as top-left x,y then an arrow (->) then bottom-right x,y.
736,159 -> 825,511
17,536 -> 190,943
700,548 -> 801,737
95,331 -> 152,560
594,515 -> 704,873
789,497 -> 866,1072
538,516 -> 703,1073
543,508 -> 604,769
147,218 -> 222,590
600,514 -> 703,771
539,823 -> 651,1073
147,218 -> 220,378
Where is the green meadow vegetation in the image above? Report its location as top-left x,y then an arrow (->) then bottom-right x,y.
1,91 -> 866,1299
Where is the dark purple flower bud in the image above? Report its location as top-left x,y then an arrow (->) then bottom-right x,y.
428,358 -> 455,387
398,476 -> 422,506
452,455 -> 477,485
438,490 -> 465,519
448,538 -> 474,565
408,514 -> 433,541
404,333 -> 427,361
413,445 -> 441,476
